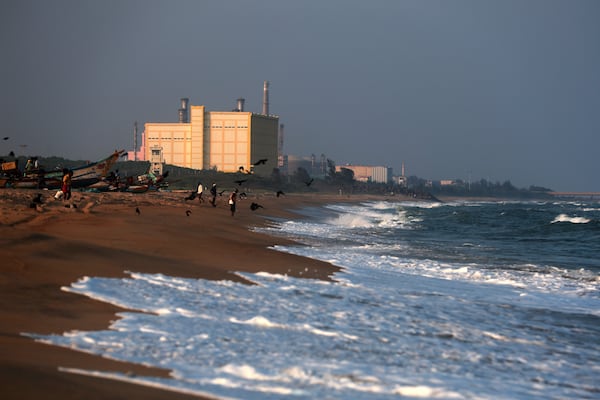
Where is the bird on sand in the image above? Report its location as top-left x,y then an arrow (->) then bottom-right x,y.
252,158 -> 268,166
234,179 -> 247,186
250,202 -> 264,211
186,210 -> 192,216
276,190 -> 285,198
32,193 -> 43,204
135,207 -> 141,215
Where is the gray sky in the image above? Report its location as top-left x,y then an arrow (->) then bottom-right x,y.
2,0 -> 599,191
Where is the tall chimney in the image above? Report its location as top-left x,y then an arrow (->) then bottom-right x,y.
133,121 -> 138,161
262,81 -> 269,115
236,98 -> 245,112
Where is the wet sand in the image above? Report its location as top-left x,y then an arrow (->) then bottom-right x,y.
0,188 -> 402,399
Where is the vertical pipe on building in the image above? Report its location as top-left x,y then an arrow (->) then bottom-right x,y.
262,81 -> 269,116
179,98 -> 189,123
237,98 -> 245,112
278,124 -> 284,167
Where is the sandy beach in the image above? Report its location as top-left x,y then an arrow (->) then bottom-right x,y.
0,188 -> 399,399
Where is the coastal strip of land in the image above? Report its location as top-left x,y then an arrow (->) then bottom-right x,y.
0,188 -> 403,399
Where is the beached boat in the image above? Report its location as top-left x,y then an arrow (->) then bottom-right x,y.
43,150 -> 124,189
3,150 -> 124,189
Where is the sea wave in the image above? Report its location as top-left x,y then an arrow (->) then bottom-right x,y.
551,214 -> 591,224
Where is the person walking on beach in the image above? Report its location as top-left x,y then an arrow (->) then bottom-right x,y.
196,181 -> 205,203
210,183 -> 217,207
228,189 -> 238,216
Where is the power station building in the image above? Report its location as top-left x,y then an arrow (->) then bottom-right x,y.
336,164 -> 393,184
137,82 -> 279,176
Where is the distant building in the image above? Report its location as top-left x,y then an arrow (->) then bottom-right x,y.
336,164 -> 393,183
440,180 -> 456,186
285,154 -> 328,177
133,83 -> 279,176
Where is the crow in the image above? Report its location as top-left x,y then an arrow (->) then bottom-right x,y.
32,193 -> 43,204
135,207 -> 141,215
9,151 -> 15,157
234,179 -> 247,186
29,194 -> 43,209
252,158 -> 268,166
304,178 -> 314,186
250,202 -> 264,211
186,210 -> 192,216
2,137 -> 8,140
276,190 -> 285,197
184,192 -> 197,201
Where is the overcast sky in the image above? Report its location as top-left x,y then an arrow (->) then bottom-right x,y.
2,0 -> 599,191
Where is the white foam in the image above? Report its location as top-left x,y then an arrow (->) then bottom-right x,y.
31,200 -> 600,399
551,213 -> 591,224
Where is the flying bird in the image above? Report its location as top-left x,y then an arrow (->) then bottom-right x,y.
250,202 -> 264,211
304,178 -> 314,187
135,207 -> 141,215
276,190 -> 285,197
184,192 -> 196,201
234,179 -> 247,186
186,210 -> 192,216
2,137 -> 8,140
218,190 -> 226,196
252,158 -> 268,166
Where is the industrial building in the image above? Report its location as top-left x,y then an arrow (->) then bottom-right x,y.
132,82 -> 279,176
336,164 -> 393,184
284,153 -> 329,178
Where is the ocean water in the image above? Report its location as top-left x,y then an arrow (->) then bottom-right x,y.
29,200 -> 600,399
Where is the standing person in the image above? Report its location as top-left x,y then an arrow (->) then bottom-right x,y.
210,183 -> 217,207
66,170 -> 73,200
61,168 -> 72,201
228,189 -> 238,216
196,181 -> 204,203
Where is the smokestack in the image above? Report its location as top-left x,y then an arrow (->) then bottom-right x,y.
178,97 -> 189,123
236,98 -> 245,112
133,121 -> 138,161
262,81 -> 269,115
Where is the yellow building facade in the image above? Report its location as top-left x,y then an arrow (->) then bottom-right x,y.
143,104 -> 279,175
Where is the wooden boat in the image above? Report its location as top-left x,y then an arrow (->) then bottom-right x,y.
43,150 -> 124,189
1,150 -> 123,189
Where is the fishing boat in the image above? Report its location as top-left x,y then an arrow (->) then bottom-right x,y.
3,150 -> 124,189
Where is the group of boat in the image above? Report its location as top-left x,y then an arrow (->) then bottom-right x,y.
0,150 -> 168,193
